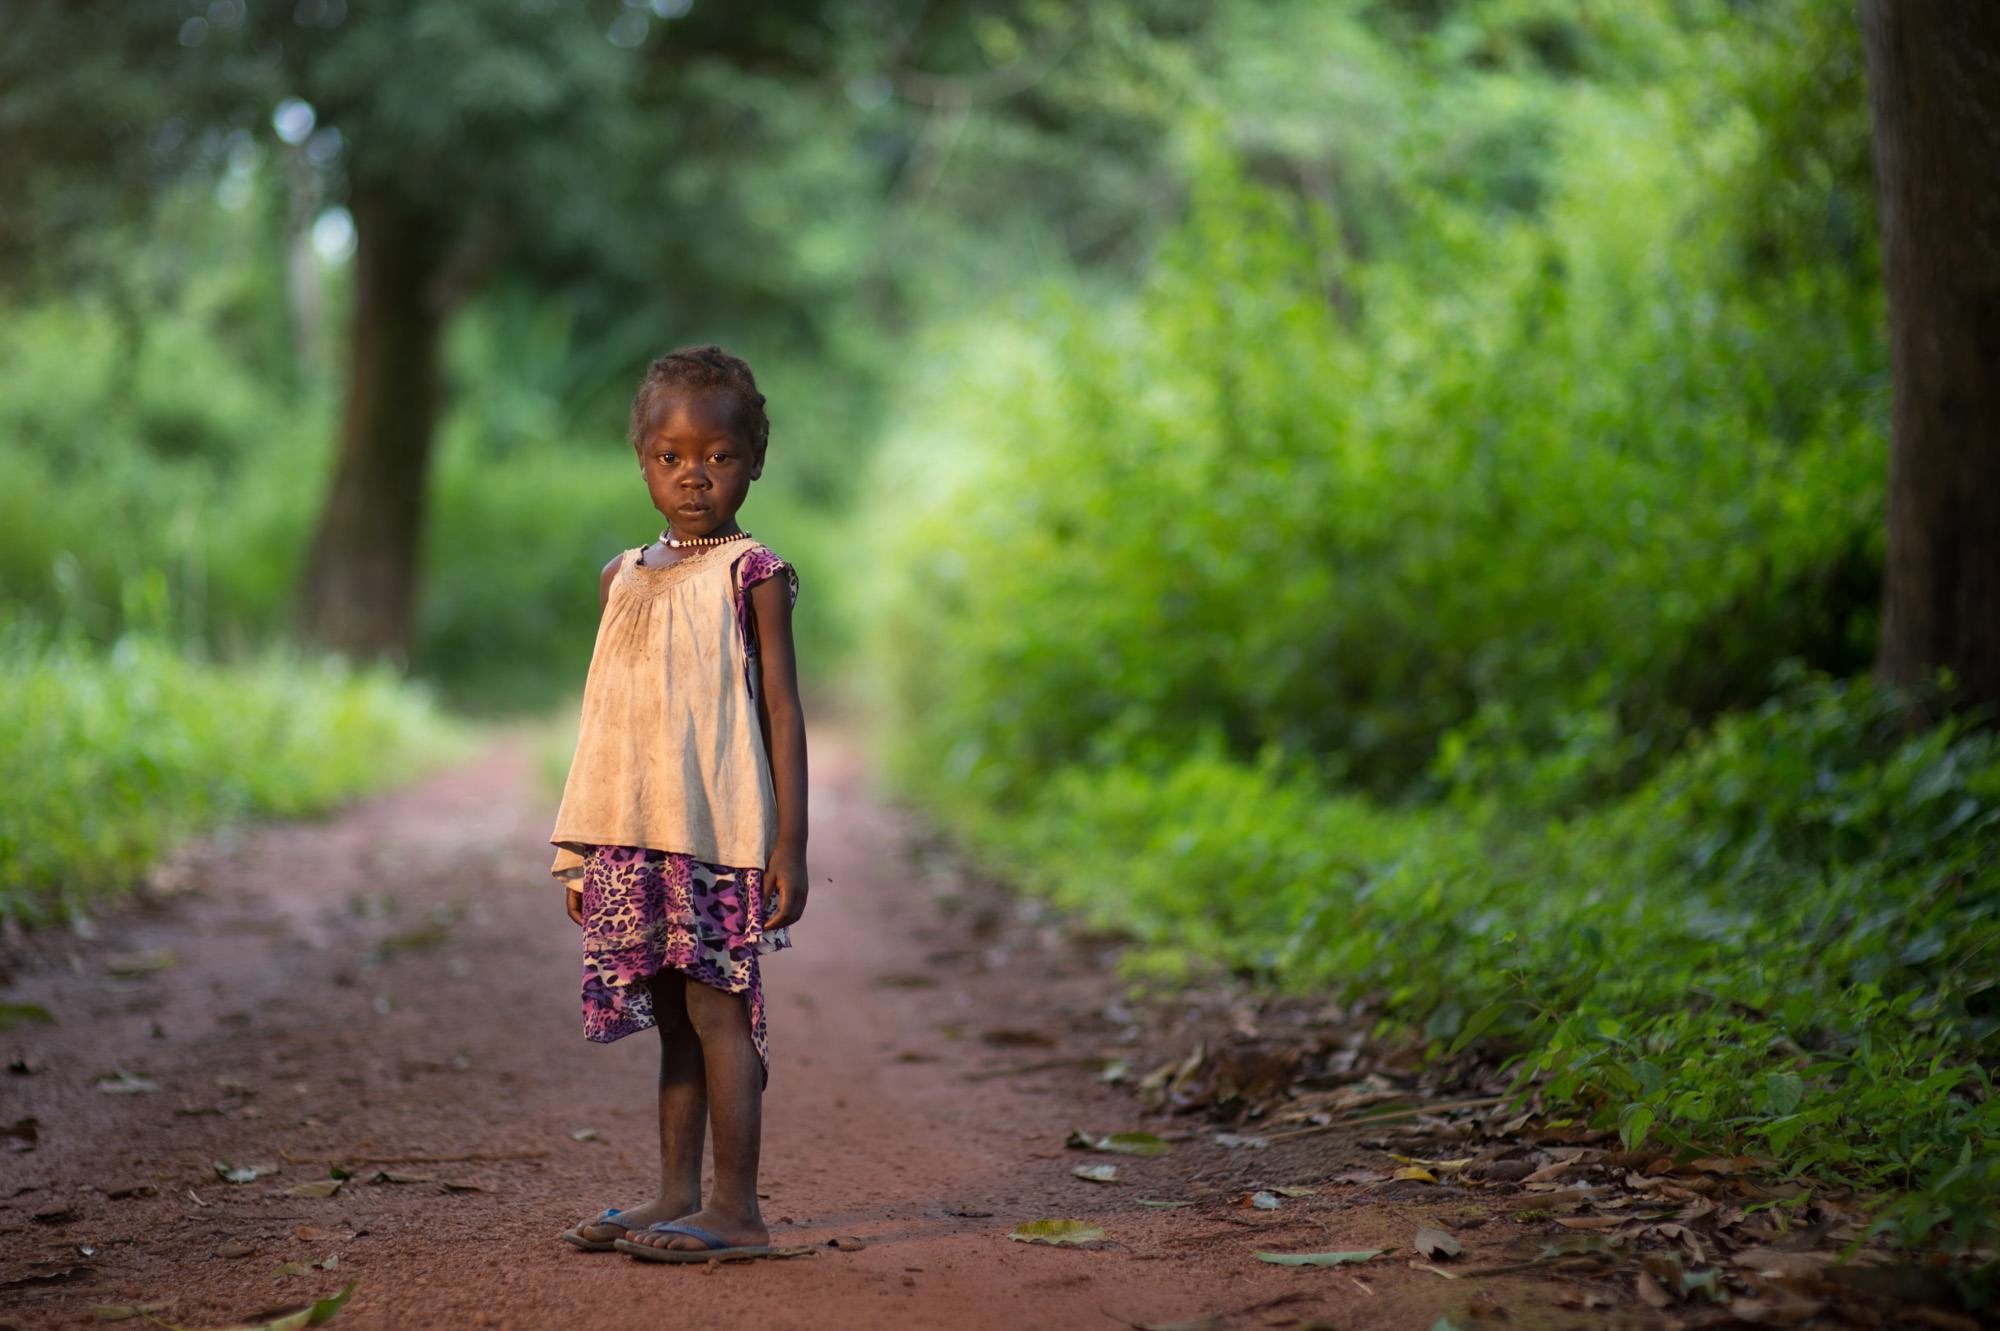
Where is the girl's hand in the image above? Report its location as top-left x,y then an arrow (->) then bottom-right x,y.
761,847 -> 808,931
565,885 -> 585,927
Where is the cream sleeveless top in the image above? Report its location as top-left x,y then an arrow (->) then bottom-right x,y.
547,538 -> 795,886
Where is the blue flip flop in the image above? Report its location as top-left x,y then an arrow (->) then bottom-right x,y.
560,1206 -> 633,1251
615,1220 -> 775,1263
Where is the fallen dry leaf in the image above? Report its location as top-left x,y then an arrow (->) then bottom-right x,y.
292,1224 -> 351,1242
106,949 -> 177,976
283,1178 -> 343,1198
1731,1246 -> 1835,1280
1414,1225 -> 1462,1259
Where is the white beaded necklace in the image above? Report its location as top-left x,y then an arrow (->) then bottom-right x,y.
661,528 -> 752,549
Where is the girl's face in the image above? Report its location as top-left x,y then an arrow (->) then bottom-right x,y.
636,392 -> 763,539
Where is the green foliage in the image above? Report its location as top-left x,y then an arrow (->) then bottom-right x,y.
936,672 -> 1999,1252
0,617 -> 469,926
0,281 -> 856,711
863,0 -> 1995,1254
869,63 -> 1885,810
0,294 -> 331,652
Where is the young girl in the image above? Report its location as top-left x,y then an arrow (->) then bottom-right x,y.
547,344 -> 808,1263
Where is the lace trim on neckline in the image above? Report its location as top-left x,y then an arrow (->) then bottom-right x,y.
618,539 -> 755,594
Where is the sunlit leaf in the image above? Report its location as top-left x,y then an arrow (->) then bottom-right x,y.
1008,1219 -> 1106,1246
1068,1129 -> 1170,1156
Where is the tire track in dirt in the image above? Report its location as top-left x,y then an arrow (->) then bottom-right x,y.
1,714 -> 1590,1331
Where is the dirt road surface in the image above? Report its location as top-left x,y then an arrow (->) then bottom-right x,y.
2,717 -> 1608,1331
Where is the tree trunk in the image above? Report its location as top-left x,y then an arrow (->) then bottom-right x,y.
297,184 -> 450,668
1860,1 -> 2000,721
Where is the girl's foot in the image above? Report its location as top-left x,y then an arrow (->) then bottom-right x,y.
573,1195 -> 698,1244
623,1205 -> 769,1252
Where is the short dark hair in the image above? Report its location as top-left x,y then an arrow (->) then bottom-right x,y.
628,344 -> 770,458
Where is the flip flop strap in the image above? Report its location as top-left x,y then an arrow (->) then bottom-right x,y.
645,1220 -> 727,1249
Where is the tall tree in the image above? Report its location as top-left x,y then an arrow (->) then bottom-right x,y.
1859,1 -> 2000,718
2,1 -> 1184,664
273,3 -> 641,664
1,0 -> 652,663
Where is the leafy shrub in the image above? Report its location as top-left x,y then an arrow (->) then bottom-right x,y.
939,671 -> 1998,1251
0,615 -> 469,925
861,2 -> 1994,1253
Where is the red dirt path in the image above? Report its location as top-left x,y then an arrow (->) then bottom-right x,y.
1,716 -> 1610,1331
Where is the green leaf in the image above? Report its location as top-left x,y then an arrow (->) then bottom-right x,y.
0,1002 -> 57,1031
1008,1219 -> 1106,1246
1446,999 -> 1512,1056
1254,1248 -> 1385,1266
1618,1103 -> 1655,1150
1763,1073 -> 1805,1116
1098,1131 -> 1170,1155
1069,1129 -> 1171,1156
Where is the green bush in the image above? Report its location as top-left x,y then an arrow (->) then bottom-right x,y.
0,615 -> 470,926
861,1 -> 1995,1253
866,7 -> 1883,808
938,671 -> 1998,1251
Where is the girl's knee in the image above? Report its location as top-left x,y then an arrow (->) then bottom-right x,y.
646,969 -> 693,1034
681,978 -> 750,1041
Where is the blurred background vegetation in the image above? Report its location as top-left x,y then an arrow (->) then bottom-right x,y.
2,0 -> 1994,1256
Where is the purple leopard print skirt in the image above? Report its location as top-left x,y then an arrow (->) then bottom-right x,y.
577,843 -> 792,1088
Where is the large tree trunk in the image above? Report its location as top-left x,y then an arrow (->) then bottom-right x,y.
297,184 -> 450,668
1860,1 -> 2000,721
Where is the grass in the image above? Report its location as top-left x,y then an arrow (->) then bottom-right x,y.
0,617 -> 473,926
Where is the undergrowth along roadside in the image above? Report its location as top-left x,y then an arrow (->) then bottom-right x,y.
0,616 -> 471,927
903,670 -> 1999,1256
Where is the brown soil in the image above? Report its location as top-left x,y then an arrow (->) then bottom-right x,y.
0,715 -> 1855,1331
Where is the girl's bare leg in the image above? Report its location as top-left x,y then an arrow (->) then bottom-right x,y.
651,970 -> 708,1211
622,978 -> 768,1251
572,969 -> 704,1242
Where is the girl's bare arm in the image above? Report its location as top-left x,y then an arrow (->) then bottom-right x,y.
749,572 -> 808,928
564,552 -> 626,928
